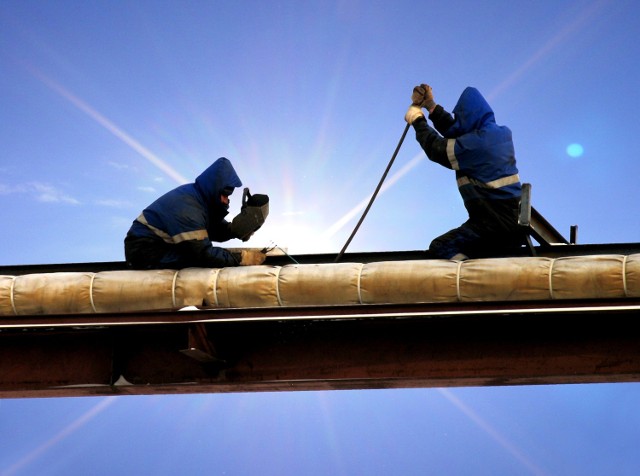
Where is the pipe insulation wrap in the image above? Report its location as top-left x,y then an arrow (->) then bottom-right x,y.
1,254 -> 639,316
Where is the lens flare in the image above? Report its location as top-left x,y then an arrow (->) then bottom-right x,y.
566,143 -> 584,158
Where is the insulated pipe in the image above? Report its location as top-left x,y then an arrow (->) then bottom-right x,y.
2,254 -> 640,316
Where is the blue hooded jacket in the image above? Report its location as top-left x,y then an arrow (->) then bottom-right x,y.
413,87 -> 521,227
126,157 -> 242,268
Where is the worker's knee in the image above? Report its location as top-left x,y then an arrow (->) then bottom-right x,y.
429,225 -> 480,259
428,237 -> 456,259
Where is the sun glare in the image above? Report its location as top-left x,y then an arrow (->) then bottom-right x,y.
265,222 -> 338,256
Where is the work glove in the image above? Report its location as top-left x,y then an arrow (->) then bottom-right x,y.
232,249 -> 267,266
411,83 -> 436,111
405,105 -> 424,124
229,188 -> 270,241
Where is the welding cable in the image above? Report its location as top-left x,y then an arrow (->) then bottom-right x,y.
334,122 -> 411,263
262,241 -> 299,264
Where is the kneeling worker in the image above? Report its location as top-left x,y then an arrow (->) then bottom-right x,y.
124,157 -> 268,269
405,84 -> 525,260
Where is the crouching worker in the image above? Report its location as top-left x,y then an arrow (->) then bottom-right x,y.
124,157 -> 269,269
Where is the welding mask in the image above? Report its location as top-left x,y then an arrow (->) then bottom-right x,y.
230,188 -> 270,241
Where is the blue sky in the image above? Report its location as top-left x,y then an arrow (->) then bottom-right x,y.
1,0 -> 639,474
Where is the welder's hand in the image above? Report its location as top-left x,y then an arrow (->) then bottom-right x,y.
411,84 -> 436,111
405,105 -> 425,124
237,249 -> 266,266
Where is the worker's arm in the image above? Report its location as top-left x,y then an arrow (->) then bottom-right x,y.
177,239 -> 238,267
410,116 -> 451,169
428,105 -> 456,136
208,219 -> 236,242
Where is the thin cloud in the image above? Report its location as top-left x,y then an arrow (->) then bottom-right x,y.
107,160 -> 133,170
0,182 -> 80,204
31,182 -> 80,204
94,199 -> 133,208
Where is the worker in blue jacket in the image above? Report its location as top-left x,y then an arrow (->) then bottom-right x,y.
405,85 -> 525,260
124,157 -> 268,269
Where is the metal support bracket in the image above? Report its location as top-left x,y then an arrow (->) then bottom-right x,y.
519,183 -> 574,255
180,323 -> 224,364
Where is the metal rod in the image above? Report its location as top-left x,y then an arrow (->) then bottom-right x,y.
334,122 -> 411,262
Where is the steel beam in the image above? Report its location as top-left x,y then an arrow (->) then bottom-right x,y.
2,299 -> 640,399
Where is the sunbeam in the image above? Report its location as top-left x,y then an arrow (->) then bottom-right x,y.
323,152 -> 423,240
2,2 -> 640,473
328,0 -> 609,240
25,65 -> 189,185
487,0 -> 610,101
2,397 -> 117,475
439,389 -> 547,475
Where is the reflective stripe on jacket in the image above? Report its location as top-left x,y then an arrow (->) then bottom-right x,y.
414,87 -> 521,205
125,157 -> 241,267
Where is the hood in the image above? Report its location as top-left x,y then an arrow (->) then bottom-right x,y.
194,157 -> 243,207
443,87 -> 496,138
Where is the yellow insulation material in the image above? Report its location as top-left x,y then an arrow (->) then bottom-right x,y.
1,254 -> 639,316
359,260 -> 459,304
278,263 -> 364,306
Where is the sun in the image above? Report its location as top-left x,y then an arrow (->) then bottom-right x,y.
257,220 -> 339,256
